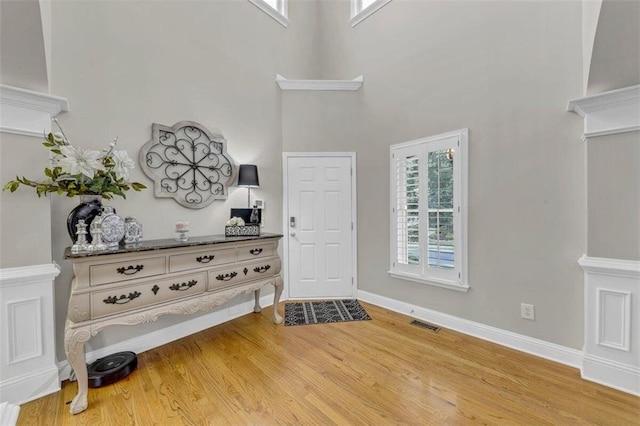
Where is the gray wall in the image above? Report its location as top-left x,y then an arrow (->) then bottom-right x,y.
0,0 -> 49,92
46,0 -> 316,360
587,133 -> 640,260
0,134 -> 53,268
283,0 -> 586,348
0,0 -> 52,268
585,0 -> 640,261
587,0 -> 640,94
3,0 -> 636,362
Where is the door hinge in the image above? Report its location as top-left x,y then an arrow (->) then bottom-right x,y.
351,222 -> 353,230
352,277 -> 354,286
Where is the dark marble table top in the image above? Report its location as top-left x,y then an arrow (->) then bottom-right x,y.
65,232 -> 283,259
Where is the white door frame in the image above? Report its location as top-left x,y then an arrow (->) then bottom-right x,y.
282,152 -> 358,300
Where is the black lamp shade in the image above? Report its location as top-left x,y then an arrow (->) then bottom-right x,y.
238,164 -> 259,187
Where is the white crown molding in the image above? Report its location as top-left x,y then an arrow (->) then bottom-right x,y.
567,85 -> 640,139
276,74 -> 364,91
0,84 -> 69,138
578,255 -> 640,278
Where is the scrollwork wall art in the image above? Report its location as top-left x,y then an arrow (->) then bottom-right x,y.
139,121 -> 235,208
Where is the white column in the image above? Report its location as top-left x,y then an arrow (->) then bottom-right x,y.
579,256 -> 640,395
0,263 -> 61,405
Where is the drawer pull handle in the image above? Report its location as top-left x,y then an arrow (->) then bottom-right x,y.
117,265 -> 144,275
250,248 -> 263,255
215,271 -> 238,281
253,265 -> 271,274
196,255 -> 215,263
103,291 -> 141,305
169,280 -> 198,291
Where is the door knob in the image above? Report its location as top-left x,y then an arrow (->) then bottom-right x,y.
290,232 -> 296,237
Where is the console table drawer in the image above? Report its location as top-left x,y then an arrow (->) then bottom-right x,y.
169,248 -> 236,272
237,243 -> 275,261
208,258 -> 281,291
91,272 -> 206,319
90,256 -> 166,286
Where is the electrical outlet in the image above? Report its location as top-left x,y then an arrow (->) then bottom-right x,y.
521,303 -> 535,320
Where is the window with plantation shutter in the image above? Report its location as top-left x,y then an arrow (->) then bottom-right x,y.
389,129 -> 469,292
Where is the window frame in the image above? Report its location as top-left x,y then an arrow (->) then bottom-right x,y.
389,129 -> 469,292
350,0 -> 393,27
248,0 -> 289,28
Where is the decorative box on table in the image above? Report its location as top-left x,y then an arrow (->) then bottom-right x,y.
225,225 -> 260,237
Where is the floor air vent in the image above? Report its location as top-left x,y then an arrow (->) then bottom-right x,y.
411,320 -> 441,333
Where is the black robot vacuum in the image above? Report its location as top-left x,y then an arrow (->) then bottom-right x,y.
87,351 -> 137,388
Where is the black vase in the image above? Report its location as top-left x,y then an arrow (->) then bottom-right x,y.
67,196 -> 103,243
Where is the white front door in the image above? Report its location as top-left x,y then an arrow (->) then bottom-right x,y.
284,154 -> 356,299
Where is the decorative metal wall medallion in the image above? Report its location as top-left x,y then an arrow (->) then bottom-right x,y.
140,121 -> 236,209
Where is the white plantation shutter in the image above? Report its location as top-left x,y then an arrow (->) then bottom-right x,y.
389,129 -> 469,292
391,146 -> 422,275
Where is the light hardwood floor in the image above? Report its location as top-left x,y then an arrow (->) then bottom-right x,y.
18,302 -> 639,425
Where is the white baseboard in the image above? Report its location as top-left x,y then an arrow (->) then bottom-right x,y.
58,293 -> 279,380
0,402 -> 20,426
0,366 -> 60,407
357,290 -> 583,368
582,354 -> 640,396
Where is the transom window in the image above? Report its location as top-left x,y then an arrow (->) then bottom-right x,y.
351,0 -> 393,27
389,129 -> 469,292
248,0 -> 289,27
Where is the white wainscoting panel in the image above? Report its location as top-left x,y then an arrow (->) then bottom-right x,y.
0,263 -> 61,405
8,298 -> 43,364
597,288 -> 631,351
579,255 -> 640,395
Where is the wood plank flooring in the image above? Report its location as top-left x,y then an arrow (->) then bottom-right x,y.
18,302 -> 639,425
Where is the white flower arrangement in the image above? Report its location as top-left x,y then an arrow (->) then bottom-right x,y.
3,119 -> 145,200
226,217 -> 246,227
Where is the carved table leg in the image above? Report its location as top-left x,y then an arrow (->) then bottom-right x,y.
253,289 -> 262,313
64,323 -> 92,414
272,276 -> 283,324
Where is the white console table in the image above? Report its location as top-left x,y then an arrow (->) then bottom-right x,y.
64,233 -> 283,415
